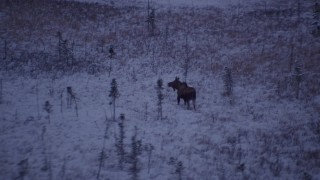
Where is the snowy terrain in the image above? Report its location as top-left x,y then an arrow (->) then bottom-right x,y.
1,0 -> 320,180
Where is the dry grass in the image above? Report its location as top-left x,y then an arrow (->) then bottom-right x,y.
1,0 -> 319,99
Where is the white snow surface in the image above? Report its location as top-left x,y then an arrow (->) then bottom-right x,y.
1,0 -> 319,180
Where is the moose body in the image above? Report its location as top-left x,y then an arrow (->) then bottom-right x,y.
168,77 -> 196,110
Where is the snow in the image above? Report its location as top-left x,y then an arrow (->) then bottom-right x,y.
1,0 -> 319,179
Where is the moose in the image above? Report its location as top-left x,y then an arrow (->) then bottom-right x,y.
168,77 -> 196,110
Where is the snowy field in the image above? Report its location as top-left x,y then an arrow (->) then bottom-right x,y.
1,0 -> 320,179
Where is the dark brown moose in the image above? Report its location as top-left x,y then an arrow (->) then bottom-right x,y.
168,77 -> 196,110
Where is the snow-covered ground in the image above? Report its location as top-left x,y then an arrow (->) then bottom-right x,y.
1,62 -> 318,180
1,0 -> 319,179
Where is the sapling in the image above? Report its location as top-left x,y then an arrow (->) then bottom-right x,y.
236,133 -> 245,172
297,0 -> 301,24
56,32 -> 75,71
150,9 -> 156,36
97,117 -> 111,180
59,156 -> 67,180
107,46 -> 115,77
66,86 -> 73,108
144,143 -> 154,174
312,2 -> 320,36
147,0 -> 150,32
36,82 -> 40,120
223,67 -> 233,97
41,126 -> 46,141
156,79 -> 164,120
4,40 -> 7,62
116,113 -> 126,170
176,161 -> 184,180
109,79 -> 120,121
3,40 -> 10,72
97,150 -> 107,180
109,45 -> 116,58
184,34 -> 190,82
48,153 -> 53,180
132,68 -> 137,82
129,126 -> 142,180
144,102 -> 148,121
106,64 -> 112,77
270,154 -> 282,177
146,0 -> 156,36
0,79 -> 2,104
43,101 -> 53,124
74,97 -> 79,117
59,90 -> 63,115
41,139 -> 52,180
66,86 -> 78,117
294,61 -> 303,99
17,158 -> 28,180
288,41 -> 294,72
168,157 -> 184,180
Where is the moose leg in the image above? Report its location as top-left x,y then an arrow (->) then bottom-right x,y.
177,96 -> 180,105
